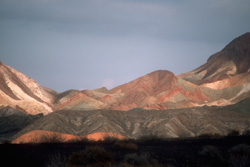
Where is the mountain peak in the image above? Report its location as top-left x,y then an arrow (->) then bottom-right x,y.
181,32 -> 250,84
225,32 -> 250,47
208,32 -> 250,60
110,70 -> 175,93
107,70 -> 176,109
210,32 -> 249,58
222,32 -> 250,54
214,32 -> 250,74
148,70 -> 174,77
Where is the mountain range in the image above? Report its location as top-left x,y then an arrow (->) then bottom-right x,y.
1,32 -> 250,142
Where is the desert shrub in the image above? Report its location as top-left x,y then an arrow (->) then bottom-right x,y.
229,144 -> 250,167
68,151 -> 86,166
199,145 -> 222,159
114,141 -> 138,151
67,136 -> 90,143
124,153 -> 149,166
198,133 -> 222,139
68,151 -> 87,166
227,130 -> 240,136
138,134 -> 162,142
46,152 -> 67,167
102,135 -> 119,143
68,146 -> 112,167
124,152 -> 159,167
1,139 -> 11,144
199,145 -> 224,166
84,146 -> 112,164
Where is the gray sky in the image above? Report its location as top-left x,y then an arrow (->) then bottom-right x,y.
1,0 -> 250,92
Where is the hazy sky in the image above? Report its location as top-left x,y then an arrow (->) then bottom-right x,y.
1,0 -> 250,92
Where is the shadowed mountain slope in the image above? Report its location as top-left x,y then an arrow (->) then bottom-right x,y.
12,99 -> 250,141
0,106 -> 42,142
180,32 -> 250,84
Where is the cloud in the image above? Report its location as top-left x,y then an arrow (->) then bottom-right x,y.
101,78 -> 115,89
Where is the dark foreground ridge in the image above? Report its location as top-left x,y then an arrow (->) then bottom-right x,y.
1,135 -> 250,167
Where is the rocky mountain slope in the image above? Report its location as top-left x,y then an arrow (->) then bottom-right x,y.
1,33 -> 250,113
106,70 -> 210,110
52,33 -> 250,111
0,106 -> 42,142
180,32 -> 250,84
12,99 -> 250,142
0,61 -> 54,115
1,32 -> 250,142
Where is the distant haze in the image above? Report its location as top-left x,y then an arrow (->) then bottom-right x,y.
1,0 -> 250,92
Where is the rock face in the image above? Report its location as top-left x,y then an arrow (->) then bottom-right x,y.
0,62 -> 54,115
